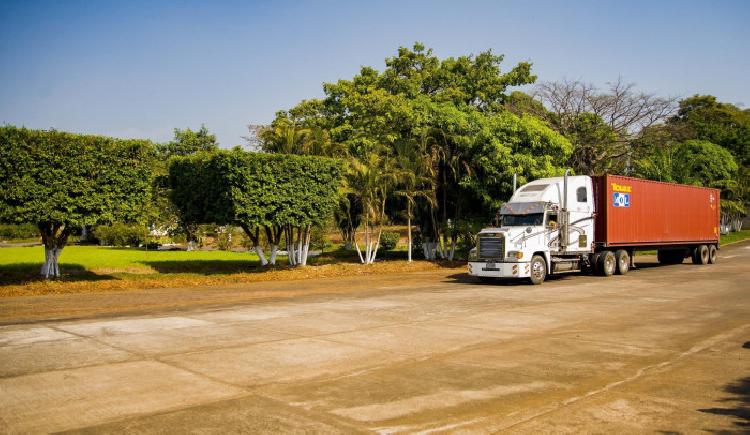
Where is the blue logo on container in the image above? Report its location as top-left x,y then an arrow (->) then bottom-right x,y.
613,192 -> 630,207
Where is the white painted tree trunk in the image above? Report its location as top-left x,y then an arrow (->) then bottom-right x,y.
407,217 -> 412,263
287,241 -> 296,266
254,246 -> 268,266
187,240 -> 197,251
269,245 -> 278,265
447,238 -> 456,261
40,247 -> 62,278
353,233 -> 365,264
300,225 -> 311,266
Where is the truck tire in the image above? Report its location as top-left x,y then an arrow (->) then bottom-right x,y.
692,244 -> 709,265
708,245 -> 718,264
658,249 -> 684,265
597,251 -> 616,277
529,255 -> 546,285
589,253 -> 602,275
615,249 -> 629,275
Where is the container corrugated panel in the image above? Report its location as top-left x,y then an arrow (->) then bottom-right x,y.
593,175 -> 720,247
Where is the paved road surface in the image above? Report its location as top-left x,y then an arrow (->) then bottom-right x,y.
1,244 -> 749,433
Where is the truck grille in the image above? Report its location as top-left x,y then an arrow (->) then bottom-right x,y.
478,236 -> 504,259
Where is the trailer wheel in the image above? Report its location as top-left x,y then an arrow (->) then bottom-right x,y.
708,245 -> 718,264
597,251 -> 616,277
692,244 -> 709,265
529,255 -> 546,285
615,249 -> 629,275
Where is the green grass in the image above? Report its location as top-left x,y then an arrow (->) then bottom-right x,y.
0,246 -> 265,285
720,229 -> 750,245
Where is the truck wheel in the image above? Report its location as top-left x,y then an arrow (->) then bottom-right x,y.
529,255 -> 546,285
615,249 -> 629,275
708,245 -> 717,264
692,244 -> 709,265
589,253 -> 602,275
597,251 -> 616,277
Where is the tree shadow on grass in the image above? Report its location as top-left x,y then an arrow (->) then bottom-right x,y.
0,263 -> 115,286
699,343 -> 750,432
140,260 -> 271,275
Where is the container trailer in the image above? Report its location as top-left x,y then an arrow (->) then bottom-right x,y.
467,172 -> 720,285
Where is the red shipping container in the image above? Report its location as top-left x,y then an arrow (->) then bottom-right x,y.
593,175 -> 720,247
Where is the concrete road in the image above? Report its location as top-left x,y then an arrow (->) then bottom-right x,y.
1,244 -> 749,433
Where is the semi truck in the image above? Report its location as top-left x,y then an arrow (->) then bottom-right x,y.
468,172 -> 721,285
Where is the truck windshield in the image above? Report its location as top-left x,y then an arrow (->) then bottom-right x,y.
501,213 -> 544,226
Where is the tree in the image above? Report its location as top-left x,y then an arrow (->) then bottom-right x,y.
169,151 -> 342,266
532,78 -> 678,174
393,135 -> 433,262
671,140 -> 738,187
156,125 -> 220,247
159,125 -> 219,157
669,95 -> 750,166
0,126 -> 156,277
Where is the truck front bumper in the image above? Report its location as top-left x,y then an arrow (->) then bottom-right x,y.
468,261 -> 531,278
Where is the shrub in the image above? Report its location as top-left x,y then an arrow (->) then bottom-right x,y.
0,223 -> 39,240
379,231 -> 400,250
311,226 -> 332,251
94,223 -> 149,247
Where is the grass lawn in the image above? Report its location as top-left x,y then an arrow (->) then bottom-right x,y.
719,229 -> 750,245
0,245 -> 263,275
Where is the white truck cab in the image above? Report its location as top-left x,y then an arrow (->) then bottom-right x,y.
468,174 -> 595,284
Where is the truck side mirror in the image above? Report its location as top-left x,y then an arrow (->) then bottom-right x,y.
526,227 -> 533,234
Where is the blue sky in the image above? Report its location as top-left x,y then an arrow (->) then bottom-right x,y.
1,0 -> 748,147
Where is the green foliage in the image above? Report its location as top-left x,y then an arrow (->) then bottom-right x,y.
0,223 -> 39,240
94,223 -> 149,247
0,126 -> 156,228
670,95 -> 750,166
379,231 -> 400,250
672,140 -> 738,187
310,226 -> 332,251
169,150 -> 343,230
260,43 -> 570,260
158,125 -> 219,157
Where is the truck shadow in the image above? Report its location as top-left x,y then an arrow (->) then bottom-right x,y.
698,342 -> 750,432
445,272 -> 573,285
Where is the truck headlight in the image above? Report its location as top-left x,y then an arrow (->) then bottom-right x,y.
469,247 -> 478,261
507,251 -> 523,260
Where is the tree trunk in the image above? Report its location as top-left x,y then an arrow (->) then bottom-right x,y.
407,213 -> 412,263
254,246 -> 268,266
286,225 -> 296,266
301,225 -> 311,266
269,245 -> 278,265
38,222 -> 69,278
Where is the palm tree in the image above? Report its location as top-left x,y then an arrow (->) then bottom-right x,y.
394,139 -> 434,262
348,151 -> 395,264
